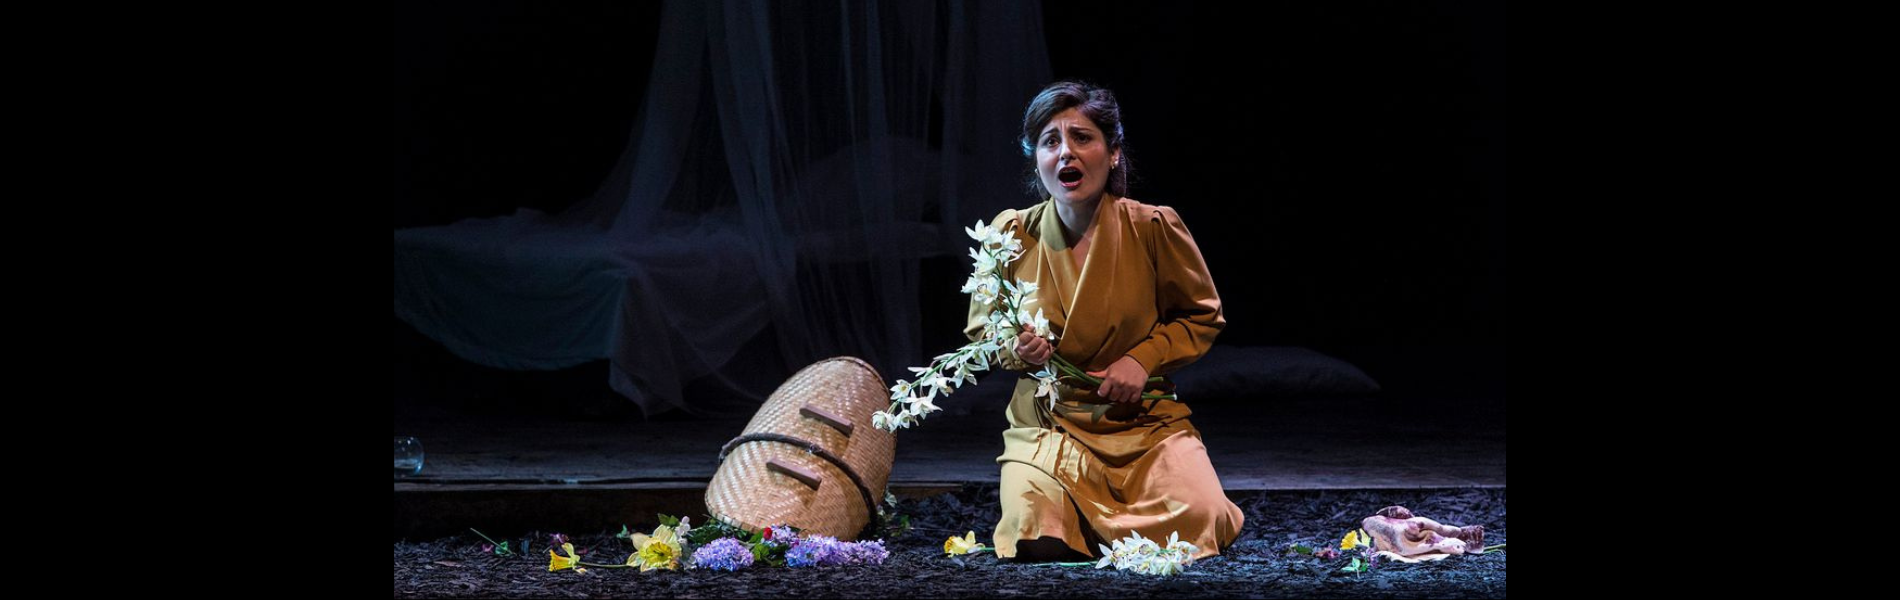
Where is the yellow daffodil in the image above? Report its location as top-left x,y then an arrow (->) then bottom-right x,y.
627,523 -> 683,571
1341,530 -> 1362,551
548,542 -> 579,572
944,531 -> 982,556
635,540 -> 680,572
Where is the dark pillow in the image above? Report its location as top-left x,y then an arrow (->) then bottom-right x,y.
1170,346 -> 1381,399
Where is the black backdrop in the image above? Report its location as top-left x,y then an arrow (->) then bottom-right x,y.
393,0 -> 1505,409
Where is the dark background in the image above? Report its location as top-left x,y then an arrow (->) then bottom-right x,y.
393,0 -> 1506,416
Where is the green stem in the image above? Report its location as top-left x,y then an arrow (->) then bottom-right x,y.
578,561 -> 631,569
1050,356 -> 1171,386
468,528 -> 515,555
468,528 -> 503,546
1483,544 -> 1506,552
1049,358 -> 1177,401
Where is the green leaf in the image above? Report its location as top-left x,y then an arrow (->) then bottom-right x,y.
1340,557 -> 1365,573
659,514 -> 680,528
1291,544 -> 1313,555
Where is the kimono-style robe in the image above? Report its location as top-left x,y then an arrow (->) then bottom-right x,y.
964,195 -> 1243,559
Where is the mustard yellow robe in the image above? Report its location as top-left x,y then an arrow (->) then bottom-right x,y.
964,195 -> 1243,559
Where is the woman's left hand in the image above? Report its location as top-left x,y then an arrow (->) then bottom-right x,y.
1086,356 -> 1150,404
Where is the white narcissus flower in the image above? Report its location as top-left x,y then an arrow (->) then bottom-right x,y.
987,310 -> 1018,341
978,225 -> 1010,250
1146,558 -> 1187,576
925,373 -> 955,396
965,221 -> 998,244
998,234 -> 1023,255
967,348 -> 995,372
882,222 -> 1068,433
1094,530 -> 1194,576
959,275 -> 983,294
953,360 -> 979,387
1034,375 -> 1059,408
969,247 -> 999,277
908,392 -> 941,415
1020,308 -> 1052,341
969,278 -> 998,307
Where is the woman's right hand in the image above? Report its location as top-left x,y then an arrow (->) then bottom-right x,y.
1015,324 -> 1053,367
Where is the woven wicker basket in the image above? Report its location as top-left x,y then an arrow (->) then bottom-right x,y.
705,356 -> 896,539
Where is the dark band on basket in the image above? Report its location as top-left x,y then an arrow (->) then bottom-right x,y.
718,432 -> 879,537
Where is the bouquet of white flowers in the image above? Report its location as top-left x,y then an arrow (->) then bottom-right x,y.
1096,530 -> 1199,576
872,220 -> 1176,433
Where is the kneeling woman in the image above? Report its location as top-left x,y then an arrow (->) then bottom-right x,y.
967,81 -> 1244,561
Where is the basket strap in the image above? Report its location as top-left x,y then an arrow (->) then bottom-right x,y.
719,432 -> 879,536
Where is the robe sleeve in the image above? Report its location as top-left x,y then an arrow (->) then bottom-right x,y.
963,208 -> 1032,371
1124,206 -> 1225,376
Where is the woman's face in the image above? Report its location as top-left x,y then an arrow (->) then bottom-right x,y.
1035,107 -> 1120,206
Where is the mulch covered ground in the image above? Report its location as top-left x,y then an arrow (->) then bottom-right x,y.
395,485 -> 1505,598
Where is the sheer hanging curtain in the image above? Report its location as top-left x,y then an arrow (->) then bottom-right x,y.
394,0 -> 1052,417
